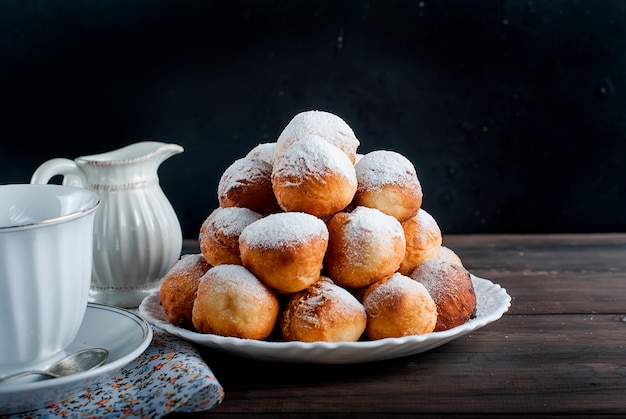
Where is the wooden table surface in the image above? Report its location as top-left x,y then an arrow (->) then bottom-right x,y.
168,234 -> 626,418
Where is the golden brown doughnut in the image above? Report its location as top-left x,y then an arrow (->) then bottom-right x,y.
159,254 -> 211,327
192,264 -> 280,339
353,150 -> 423,222
362,272 -> 438,339
239,212 -> 329,294
398,208 -> 442,275
271,135 -> 357,218
280,276 -> 367,342
217,156 -> 282,215
324,206 -> 406,289
199,206 -> 263,266
274,110 -> 360,164
409,257 -> 476,332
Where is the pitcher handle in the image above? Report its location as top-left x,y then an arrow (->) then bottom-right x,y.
30,158 -> 87,188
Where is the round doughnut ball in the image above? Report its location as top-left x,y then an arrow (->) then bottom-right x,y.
239,212 -> 329,294
199,207 -> 263,266
280,276 -> 367,342
410,257 -> 476,332
439,246 -> 464,267
217,156 -> 282,215
324,206 -> 406,289
363,272 -> 438,339
246,142 -> 276,165
192,264 -> 280,340
272,135 -> 357,218
398,208 -> 442,275
353,150 -> 423,222
159,254 -> 211,327
274,110 -> 360,164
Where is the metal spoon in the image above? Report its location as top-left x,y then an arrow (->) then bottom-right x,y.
0,348 -> 109,384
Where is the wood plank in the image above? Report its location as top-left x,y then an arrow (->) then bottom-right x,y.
478,271 -> 626,315
444,234 -> 626,274
443,233 -> 626,247
186,315 -> 626,416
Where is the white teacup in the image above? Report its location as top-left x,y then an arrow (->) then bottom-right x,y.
0,184 -> 99,375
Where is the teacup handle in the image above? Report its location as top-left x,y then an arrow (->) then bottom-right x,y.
30,158 -> 87,188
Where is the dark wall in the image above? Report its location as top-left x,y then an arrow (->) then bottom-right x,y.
1,0 -> 624,238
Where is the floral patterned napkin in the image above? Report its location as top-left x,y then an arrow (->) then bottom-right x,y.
1,328 -> 224,418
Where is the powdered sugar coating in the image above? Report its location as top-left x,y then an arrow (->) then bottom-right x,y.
239,212 -> 328,249
352,150 -> 423,221
410,258 -> 467,303
365,273 -> 429,308
410,209 -> 441,246
202,264 -> 265,293
340,206 -> 404,245
217,156 -> 281,215
218,157 -> 271,196
246,142 -> 277,165
273,134 -> 357,186
274,110 -> 360,163
325,206 -> 406,289
439,246 -> 464,266
355,150 -> 419,191
202,207 -> 263,241
168,253 -> 209,277
199,207 -> 264,266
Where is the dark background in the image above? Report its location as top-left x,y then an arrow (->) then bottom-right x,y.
1,0 -> 624,239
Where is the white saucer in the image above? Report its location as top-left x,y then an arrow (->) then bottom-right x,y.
0,303 -> 153,414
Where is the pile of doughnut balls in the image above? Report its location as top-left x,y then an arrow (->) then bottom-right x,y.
159,110 -> 477,342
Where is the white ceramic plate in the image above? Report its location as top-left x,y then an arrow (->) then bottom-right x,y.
139,275 -> 511,364
0,303 -> 153,414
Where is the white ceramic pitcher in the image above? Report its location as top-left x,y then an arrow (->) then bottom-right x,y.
31,141 -> 184,308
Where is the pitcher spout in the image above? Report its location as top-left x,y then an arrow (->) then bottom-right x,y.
76,141 -> 184,166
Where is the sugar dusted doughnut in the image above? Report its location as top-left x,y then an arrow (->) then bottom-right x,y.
192,264 -> 280,339
439,246 -> 464,267
239,212 -> 329,294
324,206 -> 406,289
363,272 -> 437,339
410,257 -> 476,332
199,206 -> 263,266
272,135 -> 357,218
217,156 -> 282,215
353,150 -> 423,222
159,254 -> 211,327
280,276 -> 367,342
246,142 -> 276,165
274,110 -> 360,164
398,208 -> 442,275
